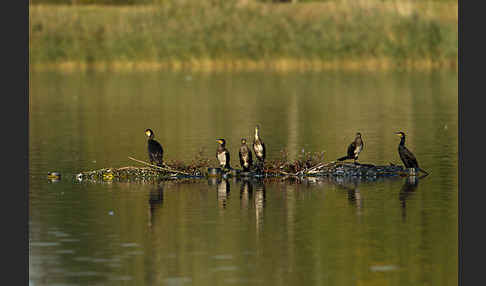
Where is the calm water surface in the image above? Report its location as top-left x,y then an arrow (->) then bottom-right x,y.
29,70 -> 457,286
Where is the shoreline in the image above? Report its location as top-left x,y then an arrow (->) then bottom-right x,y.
30,58 -> 458,73
30,2 -> 458,73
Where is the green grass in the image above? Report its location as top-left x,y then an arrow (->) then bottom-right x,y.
29,0 -> 458,70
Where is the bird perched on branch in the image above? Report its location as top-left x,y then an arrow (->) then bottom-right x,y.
145,129 -> 164,167
395,131 -> 428,175
239,138 -> 253,172
216,139 -> 231,169
253,125 -> 266,166
337,132 -> 364,163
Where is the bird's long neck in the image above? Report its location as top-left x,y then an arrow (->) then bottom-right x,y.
255,130 -> 260,140
399,136 -> 405,146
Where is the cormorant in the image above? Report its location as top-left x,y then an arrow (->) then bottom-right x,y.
395,132 -> 428,175
216,139 -> 231,169
337,132 -> 364,163
239,138 -> 253,171
145,129 -> 164,167
253,125 -> 266,165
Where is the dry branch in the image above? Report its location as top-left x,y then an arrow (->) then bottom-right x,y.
128,156 -> 193,176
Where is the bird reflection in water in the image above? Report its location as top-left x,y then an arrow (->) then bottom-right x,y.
238,179 -> 266,235
399,175 -> 419,222
240,179 -> 253,210
254,180 -> 266,235
346,183 -> 362,217
336,179 -> 363,217
207,177 -> 220,186
217,178 -> 230,209
148,183 -> 164,228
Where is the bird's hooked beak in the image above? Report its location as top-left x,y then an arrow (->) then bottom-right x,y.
395,132 -> 403,137
216,139 -> 223,144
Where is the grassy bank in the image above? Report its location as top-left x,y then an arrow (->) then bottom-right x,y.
29,0 -> 458,71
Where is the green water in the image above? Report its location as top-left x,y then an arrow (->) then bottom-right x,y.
29,70 -> 457,286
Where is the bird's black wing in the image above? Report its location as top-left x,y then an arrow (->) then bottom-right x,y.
239,148 -> 245,168
225,150 -> 231,167
399,145 -> 419,168
154,154 -> 163,166
261,141 -> 266,161
403,146 -> 419,168
347,141 -> 356,158
148,139 -> 164,166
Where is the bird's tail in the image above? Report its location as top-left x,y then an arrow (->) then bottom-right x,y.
417,168 -> 429,176
337,155 -> 350,161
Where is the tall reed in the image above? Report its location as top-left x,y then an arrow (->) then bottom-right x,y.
29,0 -> 458,70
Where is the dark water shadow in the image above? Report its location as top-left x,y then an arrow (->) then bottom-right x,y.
240,178 -> 253,210
148,182 -> 164,228
399,176 -> 420,222
334,180 -> 363,217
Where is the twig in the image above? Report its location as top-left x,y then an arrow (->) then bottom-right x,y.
278,170 -> 300,177
265,168 -> 298,177
128,156 -> 193,176
294,162 -> 328,176
117,166 -> 150,171
302,162 -> 328,175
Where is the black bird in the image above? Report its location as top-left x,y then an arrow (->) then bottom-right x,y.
145,129 -> 164,166
239,138 -> 253,171
253,125 -> 266,165
395,132 -> 429,175
216,139 -> 231,169
337,132 -> 364,163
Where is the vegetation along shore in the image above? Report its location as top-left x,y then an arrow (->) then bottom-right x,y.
29,0 -> 458,71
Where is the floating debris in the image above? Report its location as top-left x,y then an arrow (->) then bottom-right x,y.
73,151 -> 425,183
47,172 -> 61,182
370,264 -> 399,272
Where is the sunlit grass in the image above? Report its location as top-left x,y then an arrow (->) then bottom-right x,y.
29,0 -> 458,71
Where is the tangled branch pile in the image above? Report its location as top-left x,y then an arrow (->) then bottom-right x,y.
263,149 -> 327,176
75,149 -> 417,183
